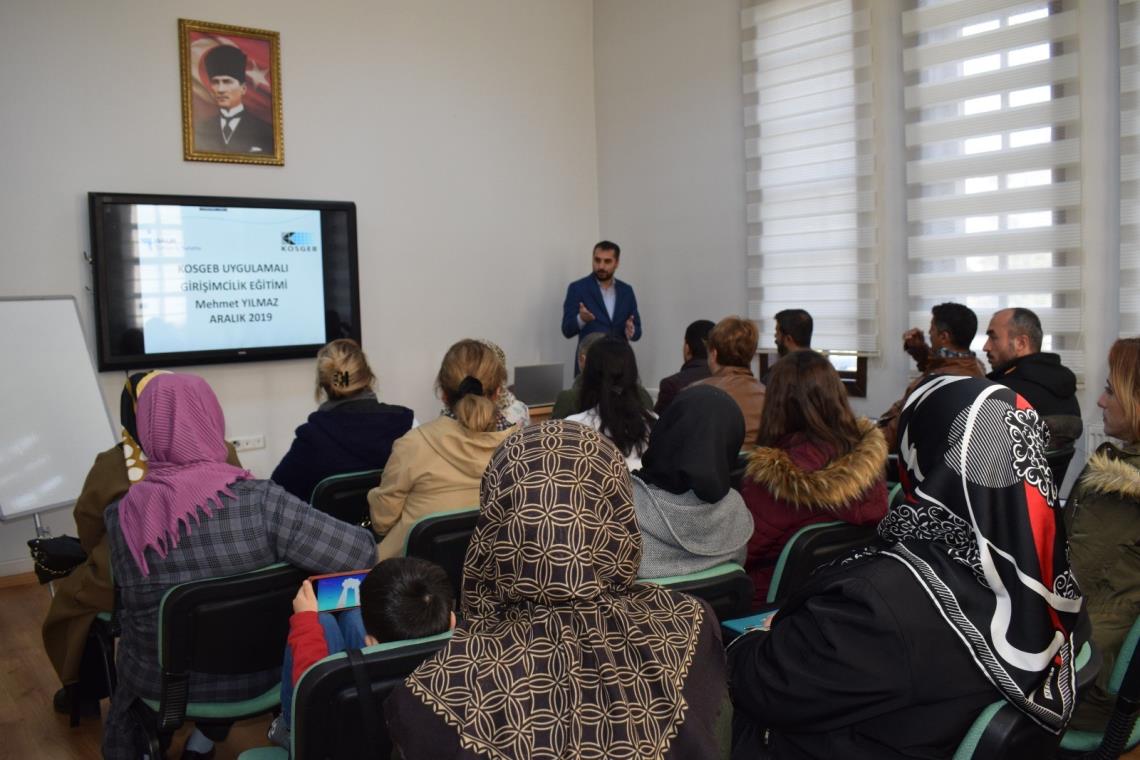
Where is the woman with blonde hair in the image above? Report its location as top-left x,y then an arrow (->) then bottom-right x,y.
1065,337 -> 1140,730
478,339 -> 530,426
271,339 -> 413,502
368,339 -> 516,559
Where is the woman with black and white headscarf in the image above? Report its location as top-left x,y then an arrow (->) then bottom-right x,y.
729,375 -> 1082,759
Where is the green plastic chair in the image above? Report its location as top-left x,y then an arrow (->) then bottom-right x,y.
128,563 -> 307,757
1060,616 -> 1140,755
953,640 -> 1096,759
888,481 -> 904,509
766,520 -> 881,605
310,469 -> 383,530
641,562 -> 754,621
238,630 -> 453,760
402,507 -> 481,602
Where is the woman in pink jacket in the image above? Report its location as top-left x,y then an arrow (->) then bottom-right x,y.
741,351 -> 887,608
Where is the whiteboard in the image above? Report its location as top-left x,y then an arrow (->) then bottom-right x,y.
0,297 -> 116,521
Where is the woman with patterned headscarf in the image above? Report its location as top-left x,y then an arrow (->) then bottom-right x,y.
729,375 -> 1082,758
386,421 -> 730,759
40,370 -> 221,715
101,373 -> 377,759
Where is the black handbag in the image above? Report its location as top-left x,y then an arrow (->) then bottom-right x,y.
27,535 -> 87,584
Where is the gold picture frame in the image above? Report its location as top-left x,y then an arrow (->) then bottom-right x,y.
179,19 -> 283,166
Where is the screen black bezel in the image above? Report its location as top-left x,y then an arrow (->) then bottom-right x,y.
89,191 -> 360,372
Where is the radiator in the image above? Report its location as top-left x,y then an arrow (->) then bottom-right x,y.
1081,422 -> 1112,454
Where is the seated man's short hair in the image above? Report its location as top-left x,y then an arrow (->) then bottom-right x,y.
360,557 -> 453,642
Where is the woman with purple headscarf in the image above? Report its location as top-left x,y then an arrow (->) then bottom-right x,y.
101,374 -> 376,760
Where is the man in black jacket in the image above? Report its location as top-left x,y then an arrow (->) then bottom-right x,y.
983,307 -> 1081,484
653,319 -> 714,414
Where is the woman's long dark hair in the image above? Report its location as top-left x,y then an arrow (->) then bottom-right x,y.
756,350 -> 863,455
578,338 -> 654,457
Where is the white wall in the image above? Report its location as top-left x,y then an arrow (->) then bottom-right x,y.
592,0 -> 748,389
0,0 -> 599,573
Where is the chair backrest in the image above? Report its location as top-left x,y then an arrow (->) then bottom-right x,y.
642,562 -> 754,621
952,701 -> 1061,759
888,482 -> 905,509
157,563 -> 308,729
291,631 -> 452,760
310,469 -> 382,530
767,521 -> 881,605
953,640 -> 1097,759
403,507 -> 481,602
1062,616 -> 1140,756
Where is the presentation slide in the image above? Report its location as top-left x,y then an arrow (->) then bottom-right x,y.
134,205 -> 327,353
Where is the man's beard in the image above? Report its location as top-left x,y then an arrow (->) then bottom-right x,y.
777,343 -> 788,357
595,270 -> 613,281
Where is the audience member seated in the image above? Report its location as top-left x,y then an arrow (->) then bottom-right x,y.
101,374 -> 376,760
741,351 -> 886,607
478,339 -> 531,426
566,337 -> 655,470
654,319 -> 714,414
42,370 -> 241,717
984,307 -> 1082,481
633,385 -> 753,578
270,339 -> 414,502
551,332 -> 653,418
268,556 -> 456,748
691,316 -> 766,450
1064,337 -> 1140,731
760,308 -> 813,385
386,422 -> 730,759
729,375 -> 1083,759
879,302 -> 986,452
368,339 -> 516,559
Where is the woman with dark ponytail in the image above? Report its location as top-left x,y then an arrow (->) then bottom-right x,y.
567,338 -> 655,469
368,340 -> 517,559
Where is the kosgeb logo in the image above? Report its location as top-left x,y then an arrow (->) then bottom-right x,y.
281,231 -> 317,252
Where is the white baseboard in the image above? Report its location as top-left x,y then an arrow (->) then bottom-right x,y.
0,556 -> 34,577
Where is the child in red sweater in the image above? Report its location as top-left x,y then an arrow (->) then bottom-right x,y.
270,557 -> 455,747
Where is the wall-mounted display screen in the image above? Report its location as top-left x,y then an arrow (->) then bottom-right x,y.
89,192 -> 360,371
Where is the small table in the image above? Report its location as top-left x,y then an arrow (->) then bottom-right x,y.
528,404 -> 555,423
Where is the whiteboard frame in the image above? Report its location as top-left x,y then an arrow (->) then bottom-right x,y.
0,295 -> 117,522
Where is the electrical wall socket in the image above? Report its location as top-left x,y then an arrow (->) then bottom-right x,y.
230,434 -> 265,452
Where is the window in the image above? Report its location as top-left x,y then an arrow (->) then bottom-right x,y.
1123,0 -> 1140,336
756,352 -> 868,397
902,1 -> 1083,376
741,0 -> 878,356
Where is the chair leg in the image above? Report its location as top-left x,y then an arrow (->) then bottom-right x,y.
128,698 -> 164,759
67,683 -> 81,728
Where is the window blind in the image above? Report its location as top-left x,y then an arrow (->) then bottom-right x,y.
902,0 -> 1083,377
1123,0 -> 1140,337
742,0 -> 878,355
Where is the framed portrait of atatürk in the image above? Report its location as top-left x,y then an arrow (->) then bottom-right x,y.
179,19 -> 283,166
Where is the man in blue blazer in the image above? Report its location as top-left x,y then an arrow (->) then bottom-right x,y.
561,242 -> 642,366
